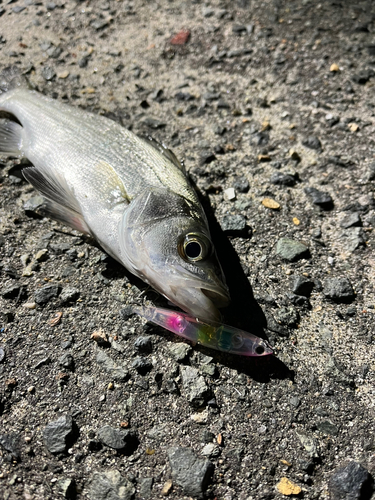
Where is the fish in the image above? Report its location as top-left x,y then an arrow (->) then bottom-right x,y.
0,67 -> 230,322
133,305 -> 273,357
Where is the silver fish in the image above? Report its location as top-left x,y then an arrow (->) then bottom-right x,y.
0,68 -> 230,322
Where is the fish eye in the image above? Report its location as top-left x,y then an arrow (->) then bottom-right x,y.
178,233 -> 212,262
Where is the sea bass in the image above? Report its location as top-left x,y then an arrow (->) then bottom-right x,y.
0,68 -> 230,322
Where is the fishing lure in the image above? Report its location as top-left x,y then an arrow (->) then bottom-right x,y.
132,305 -> 273,357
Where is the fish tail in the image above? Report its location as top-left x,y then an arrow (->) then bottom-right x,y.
0,66 -> 29,95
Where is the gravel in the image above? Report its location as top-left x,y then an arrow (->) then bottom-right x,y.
1,1 -> 375,499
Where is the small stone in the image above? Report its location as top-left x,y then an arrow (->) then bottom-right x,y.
270,172 -> 296,187
43,415 -> 76,454
142,117 -> 166,129
139,477 -> 153,499
97,425 -> 138,454
224,187 -> 236,201
59,353 -> 74,371
348,122 -> 359,132
2,284 -> 26,300
58,478 -> 76,500
131,357 -> 153,375
96,351 -> 128,381
340,212 -> 361,228
91,329 -> 109,346
60,288 -> 80,304
304,187 -> 333,209
220,214 -> 247,235
324,278 -> 355,303
262,197 -> 280,209
57,70 -> 70,79
24,195 -> 45,215
134,336 -> 153,354
0,348 -> 5,363
168,343 -> 192,362
233,176 -> 249,193
292,276 -> 315,297
0,434 -> 20,461
161,479 -> 173,496
302,136 -> 322,150
12,5 -> 26,13
201,443 -> 220,458
342,227 -> 366,252
329,462 -> 374,500
330,63 -> 340,72
89,470 -> 135,500
276,238 -> 309,262
316,420 -> 339,436
41,66 -> 56,81
351,69 -> 374,85
168,446 -> 214,498
170,30 -> 190,45
34,284 -> 61,304
180,366 -> 210,408
276,477 -> 302,496
275,307 -> 299,327
191,409 -> 209,424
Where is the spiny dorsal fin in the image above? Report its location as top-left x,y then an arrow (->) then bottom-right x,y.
141,135 -> 186,174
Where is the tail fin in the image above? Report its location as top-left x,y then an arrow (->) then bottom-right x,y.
0,66 -> 29,95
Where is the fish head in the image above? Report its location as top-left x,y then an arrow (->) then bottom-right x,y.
119,189 -> 230,322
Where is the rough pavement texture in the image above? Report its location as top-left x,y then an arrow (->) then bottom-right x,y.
1,1 -> 375,499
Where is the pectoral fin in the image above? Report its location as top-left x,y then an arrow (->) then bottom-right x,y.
0,119 -> 24,156
22,166 -> 90,234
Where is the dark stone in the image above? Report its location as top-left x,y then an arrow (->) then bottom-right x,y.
119,306 -> 134,320
329,461 -> 374,500
270,172 -> 296,187
251,132 -> 269,146
220,214 -> 248,236
200,151 -> 216,165
141,117 -> 166,129
139,477 -> 153,499
59,353 -> 74,371
133,336 -> 153,354
274,307 -> 299,327
0,433 -> 21,461
43,415 -> 77,454
304,187 -> 334,209
175,92 -> 195,101
1,284 -> 26,300
292,276 -> 315,297
87,439 -> 102,452
168,446 -> 214,498
97,425 -> 138,454
59,288 -> 80,304
324,278 -> 355,303
302,136 -> 322,150
41,66 -> 56,81
131,356 -> 153,375
316,420 -> 339,436
0,348 -> 5,363
351,69 -> 374,85
232,24 -> 247,34
34,284 -> 61,304
233,176 -> 250,193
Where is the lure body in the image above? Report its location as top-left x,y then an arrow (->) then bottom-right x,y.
133,305 -> 273,357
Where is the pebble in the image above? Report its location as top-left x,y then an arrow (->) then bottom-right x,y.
292,276 -> 315,297
224,187 -> 236,201
12,5 -> 26,13
97,425 -> 138,454
304,187 -> 333,209
96,350 -> 128,381
0,434 -> 21,461
342,227 -> 366,252
180,366 -> 210,408
201,442 -> 220,458
276,477 -> 302,495
142,117 -> 166,129
233,176 -> 249,193
1,284 -> 25,300
42,414 -> 76,454
58,478 -> 76,499
262,197 -> 280,210
323,278 -> 355,303
270,172 -> 296,187
138,477 -> 153,499
131,356 -> 153,375
351,69 -> 374,85
340,212 -> 361,228
34,284 -> 61,305
168,343 -> 191,362
302,136 -> 322,150
276,238 -> 309,262
59,287 -> 80,304
161,479 -> 173,496
316,420 -> 339,436
220,214 -> 247,235
59,353 -> 74,371
41,66 -> 56,81
0,348 -> 5,363
168,446 -> 214,498
275,307 -> 299,327
328,461 -> 374,500
23,195 -> 44,215
170,30 -> 190,45
133,336 -> 153,354
89,470 -> 135,500
57,70 -> 70,79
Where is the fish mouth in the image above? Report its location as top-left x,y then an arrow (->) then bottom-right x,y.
201,287 -> 230,309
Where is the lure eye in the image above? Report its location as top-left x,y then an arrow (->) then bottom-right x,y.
178,233 -> 212,262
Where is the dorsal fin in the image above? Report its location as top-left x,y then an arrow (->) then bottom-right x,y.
141,135 -> 186,174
